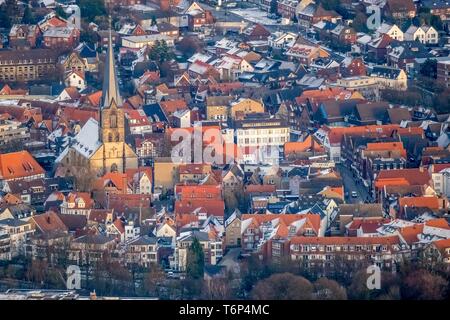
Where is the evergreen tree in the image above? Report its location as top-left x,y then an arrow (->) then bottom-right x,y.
22,6 -> 34,24
0,7 -> 11,29
78,0 -> 106,23
186,238 -> 204,279
270,0 -> 278,15
55,6 -> 68,20
0,0 -> 19,28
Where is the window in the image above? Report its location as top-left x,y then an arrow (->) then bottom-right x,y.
110,114 -> 117,128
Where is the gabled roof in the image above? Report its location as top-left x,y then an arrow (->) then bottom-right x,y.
290,235 -> 401,246
375,168 -> 431,188
399,196 -> 441,210
32,211 -> 68,234
73,234 -> 116,245
0,151 -> 45,180
56,117 -> 101,161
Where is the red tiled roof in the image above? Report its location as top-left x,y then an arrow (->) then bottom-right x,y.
399,224 -> 423,245
125,167 -> 153,184
425,218 -> 450,230
433,238 -> 450,252
88,209 -> 113,224
375,168 -> 431,189
366,141 -> 407,157
244,184 -> 277,194
284,135 -> 324,155
32,211 -> 68,234
175,199 -> 225,216
347,218 -> 389,233
176,184 -> 222,200
66,192 -> 94,209
59,106 -> 99,125
159,100 -> 188,115
430,163 -> 450,173
325,125 -> 423,145
399,196 -> 441,210
113,219 -> 125,234
290,235 -> 400,245
242,213 -> 321,235
85,91 -> 102,107
0,151 -> 45,180
96,172 -> 130,192
63,87 -> 81,100
179,163 -> 211,175
125,109 -> 150,127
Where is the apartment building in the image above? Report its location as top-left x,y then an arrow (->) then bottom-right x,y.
437,60 -> 450,88
125,236 -> 159,268
206,96 -> 233,122
0,227 -> 11,261
235,113 -> 290,164
287,235 -> 406,270
0,118 -> 30,146
0,49 -> 59,82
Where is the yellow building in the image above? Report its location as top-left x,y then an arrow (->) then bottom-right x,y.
153,158 -> 180,192
230,98 -> 265,120
206,96 -> 233,121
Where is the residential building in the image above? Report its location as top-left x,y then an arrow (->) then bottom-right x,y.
0,49 -> 59,82
437,60 -> 450,88
9,24 -> 40,49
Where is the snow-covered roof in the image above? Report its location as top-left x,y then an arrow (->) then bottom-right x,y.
187,52 -> 212,64
56,117 -> 101,162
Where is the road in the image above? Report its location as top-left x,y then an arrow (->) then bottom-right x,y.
337,164 -> 373,204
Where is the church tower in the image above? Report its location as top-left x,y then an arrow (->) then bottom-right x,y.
91,24 -> 138,174
100,27 -> 125,144
55,24 -> 138,176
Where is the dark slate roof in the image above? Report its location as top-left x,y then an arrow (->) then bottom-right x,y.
133,61 -> 159,78
143,103 -> 168,123
129,235 -> 158,246
369,66 -> 402,79
354,102 -> 390,122
204,265 -> 226,277
0,218 -> 30,227
179,230 -> 210,242
288,166 -> 309,178
422,0 -> 450,9
59,214 -> 87,231
77,43 -> 97,59
29,84 -> 51,95
73,234 -> 115,244
267,201 -> 291,213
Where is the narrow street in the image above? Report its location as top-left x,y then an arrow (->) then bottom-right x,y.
337,164 -> 372,204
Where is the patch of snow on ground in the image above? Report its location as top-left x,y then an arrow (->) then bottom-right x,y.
230,8 -> 278,26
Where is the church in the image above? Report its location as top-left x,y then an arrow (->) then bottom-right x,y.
56,30 -> 138,175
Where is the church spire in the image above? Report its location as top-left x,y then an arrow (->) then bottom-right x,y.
102,16 -> 122,108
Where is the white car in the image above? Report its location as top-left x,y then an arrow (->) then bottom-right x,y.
351,191 -> 358,198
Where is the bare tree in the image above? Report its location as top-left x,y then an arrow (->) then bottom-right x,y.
314,278 -> 348,300
251,273 -> 314,300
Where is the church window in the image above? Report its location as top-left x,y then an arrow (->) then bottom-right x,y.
115,133 -> 120,142
110,114 -> 117,128
108,132 -> 113,142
